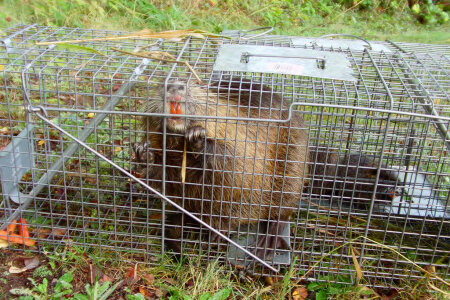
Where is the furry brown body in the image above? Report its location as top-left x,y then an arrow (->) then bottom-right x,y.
135,80 -> 309,255
308,149 -> 398,207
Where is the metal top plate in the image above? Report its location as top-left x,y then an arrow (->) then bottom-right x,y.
213,44 -> 356,81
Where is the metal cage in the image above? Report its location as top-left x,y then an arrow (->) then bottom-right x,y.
0,24 -> 448,288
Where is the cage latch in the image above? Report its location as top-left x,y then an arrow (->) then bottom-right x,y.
240,52 -> 326,69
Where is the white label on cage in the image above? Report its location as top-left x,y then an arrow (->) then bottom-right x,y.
291,37 -> 392,53
213,44 -> 356,81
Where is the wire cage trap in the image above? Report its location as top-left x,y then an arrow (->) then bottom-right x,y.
0,24 -> 449,287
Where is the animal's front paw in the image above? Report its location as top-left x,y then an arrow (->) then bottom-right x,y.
132,142 -> 154,164
185,126 -> 206,154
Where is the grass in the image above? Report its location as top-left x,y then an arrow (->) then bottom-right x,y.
1,242 -> 447,299
0,0 -> 448,44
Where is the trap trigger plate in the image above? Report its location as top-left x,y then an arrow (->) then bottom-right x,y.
0,124 -> 35,204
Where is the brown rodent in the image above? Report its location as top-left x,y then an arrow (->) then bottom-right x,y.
133,79 -> 398,259
133,79 -> 309,259
308,148 -> 398,208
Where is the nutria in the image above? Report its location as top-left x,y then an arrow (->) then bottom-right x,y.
308,148 -> 398,208
133,79 -> 309,259
132,79 -> 398,259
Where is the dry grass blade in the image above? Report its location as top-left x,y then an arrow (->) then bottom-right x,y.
181,140 -> 187,184
299,236 -> 450,289
35,29 -> 228,46
112,48 -> 203,84
350,245 -> 363,285
54,44 -> 108,57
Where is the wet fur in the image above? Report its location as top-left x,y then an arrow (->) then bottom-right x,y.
137,80 -> 309,240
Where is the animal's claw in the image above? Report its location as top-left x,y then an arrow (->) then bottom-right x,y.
133,142 -> 154,164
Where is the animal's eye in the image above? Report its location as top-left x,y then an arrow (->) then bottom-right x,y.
178,86 -> 184,91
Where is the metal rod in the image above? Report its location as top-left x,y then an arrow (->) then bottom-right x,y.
31,111 -> 279,273
34,102 -> 450,122
241,52 -> 326,69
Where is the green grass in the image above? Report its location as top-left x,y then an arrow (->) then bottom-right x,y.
0,0 -> 448,43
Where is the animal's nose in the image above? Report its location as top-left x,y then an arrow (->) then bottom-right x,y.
167,95 -> 182,101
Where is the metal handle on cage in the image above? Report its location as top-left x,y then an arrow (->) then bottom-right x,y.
311,33 -> 373,50
240,52 -> 326,69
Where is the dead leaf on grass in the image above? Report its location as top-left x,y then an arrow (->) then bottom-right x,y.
89,263 -> 105,285
0,239 -> 8,248
9,256 -> 40,274
124,263 -> 139,286
350,246 -> 363,285
292,286 -> 308,300
142,273 -> 154,285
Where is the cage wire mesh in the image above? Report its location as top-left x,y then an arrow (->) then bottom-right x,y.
0,24 -> 449,287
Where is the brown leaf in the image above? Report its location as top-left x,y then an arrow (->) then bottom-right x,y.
24,257 -> 39,270
351,246 -> 363,285
142,273 -> 154,285
264,276 -> 274,286
139,286 -> 148,297
101,274 -> 114,284
52,228 -> 67,237
0,239 -> 8,248
184,278 -> 194,289
124,263 -> 139,286
9,256 -> 40,274
89,264 -> 104,285
292,286 -> 308,300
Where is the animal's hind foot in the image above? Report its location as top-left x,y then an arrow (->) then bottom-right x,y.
254,222 -> 291,260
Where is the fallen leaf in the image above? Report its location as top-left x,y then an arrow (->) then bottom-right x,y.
351,246 -> 363,285
292,286 -> 308,300
89,264 -> 104,285
142,273 -> 154,285
114,147 -> 121,154
124,263 -> 139,286
0,239 -> 8,248
87,113 -> 95,119
52,228 -> 67,237
264,276 -> 274,286
101,274 -> 114,284
139,286 -> 148,297
24,257 -> 39,270
38,140 -> 45,146
9,265 -> 28,274
9,256 -> 40,274
184,278 -> 194,289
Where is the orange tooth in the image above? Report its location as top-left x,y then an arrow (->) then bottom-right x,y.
176,103 -> 182,114
170,102 -> 176,114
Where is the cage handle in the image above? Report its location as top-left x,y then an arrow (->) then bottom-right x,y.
312,34 -> 373,50
241,52 -> 326,69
